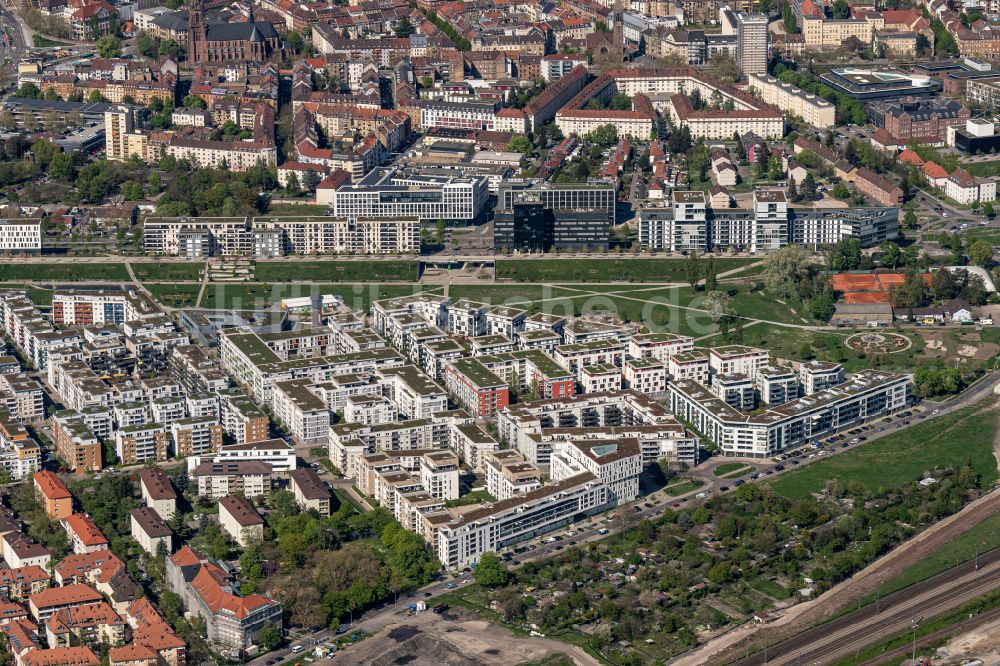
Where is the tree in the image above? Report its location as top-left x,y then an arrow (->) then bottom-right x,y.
903,209 -> 918,229
783,1 -> 798,33
703,291 -> 732,323
807,292 -> 835,321
96,35 -> 122,58
159,591 -> 183,624
800,173 -> 818,199
473,552 -> 511,588
183,94 -> 207,109
685,250 -> 703,290
302,169 -> 322,192
879,241 -> 901,269
763,245 -> 817,299
420,74 -> 433,89
969,239 -> 993,267
586,124 -> 617,147
13,82 -> 40,99
507,135 -> 532,154
285,30 -> 305,54
258,623 -> 282,651
49,152 -> 74,181
395,17 -> 415,38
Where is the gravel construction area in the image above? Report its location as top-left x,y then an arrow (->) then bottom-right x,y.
324,607 -> 601,666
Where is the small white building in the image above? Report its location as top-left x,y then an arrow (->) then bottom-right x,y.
218,495 -> 265,548
130,507 -> 173,555
139,468 -> 177,521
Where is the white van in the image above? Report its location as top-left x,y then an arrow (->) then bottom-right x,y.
291,645 -> 304,654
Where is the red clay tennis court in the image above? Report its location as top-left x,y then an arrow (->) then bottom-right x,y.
831,274 -> 881,292
843,291 -> 891,304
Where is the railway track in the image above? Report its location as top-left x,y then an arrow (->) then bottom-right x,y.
855,605 -> 1000,666
731,548 -> 1000,666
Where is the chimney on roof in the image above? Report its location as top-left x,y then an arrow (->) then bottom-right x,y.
311,292 -> 322,326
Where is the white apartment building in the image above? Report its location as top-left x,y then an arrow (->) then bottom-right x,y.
550,439 -> 642,504
419,450 -> 460,500
628,333 -> 694,362
376,365 -> 447,419
486,306 -> 527,338
272,379 -> 330,443
435,473 -> 611,569
130,507 -> 173,556
331,168 -> 489,223
484,449 -> 542,501
143,216 -> 421,257
448,299 -> 489,338
709,345 -> 769,382
192,461 -> 273,499
580,364 -> 622,393
736,13 -> 770,76
667,370 -> 911,457
800,360 -> 846,395
138,468 -> 177,521
204,438 -> 296,474
449,422 -> 500,473
757,366 -> 799,406
498,391 -> 677,465
668,351 -> 710,384
623,358 -> 668,394
0,220 -> 42,253
344,394 -> 398,425
289,468 -> 332,517
747,74 -> 836,129
553,340 -> 626,374
218,495 -> 265,547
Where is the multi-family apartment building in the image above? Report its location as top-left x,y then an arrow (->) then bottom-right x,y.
289,468 -> 332,516
192,461 -> 273,499
50,411 -> 101,472
0,220 -> 42,253
667,370 -> 911,457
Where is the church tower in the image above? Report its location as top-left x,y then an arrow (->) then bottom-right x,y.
612,0 -> 625,58
187,0 -> 206,65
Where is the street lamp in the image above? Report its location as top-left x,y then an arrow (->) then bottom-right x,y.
911,618 -> 919,665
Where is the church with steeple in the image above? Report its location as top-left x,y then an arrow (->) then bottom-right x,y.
187,0 -> 281,64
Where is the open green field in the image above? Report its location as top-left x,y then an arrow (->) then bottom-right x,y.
960,225 -> 1000,246
0,263 -> 131,282
198,282 -> 432,311
131,262 -> 204,282
254,261 -> 420,283
565,293 -> 715,336
446,284 -> 551,307
495,258 -> 754,283
768,400 -> 998,499
145,283 -> 202,308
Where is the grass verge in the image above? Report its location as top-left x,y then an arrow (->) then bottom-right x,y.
768,399 -> 999,499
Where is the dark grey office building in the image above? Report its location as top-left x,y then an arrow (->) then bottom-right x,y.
494,203 -> 610,251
